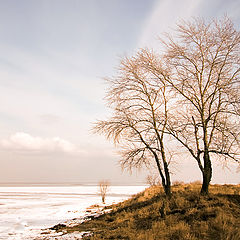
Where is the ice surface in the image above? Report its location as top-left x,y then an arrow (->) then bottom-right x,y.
0,185 -> 146,239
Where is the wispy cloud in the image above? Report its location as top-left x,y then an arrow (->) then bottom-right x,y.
0,132 -> 82,155
137,0 -> 202,48
137,0 -> 240,50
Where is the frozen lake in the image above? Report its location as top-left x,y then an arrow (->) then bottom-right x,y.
0,185 -> 146,239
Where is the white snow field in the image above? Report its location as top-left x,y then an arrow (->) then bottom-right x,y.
0,185 -> 146,239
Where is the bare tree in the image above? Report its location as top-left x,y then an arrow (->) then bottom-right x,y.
146,174 -> 160,186
99,180 -> 109,204
94,54 -> 173,196
141,18 -> 240,195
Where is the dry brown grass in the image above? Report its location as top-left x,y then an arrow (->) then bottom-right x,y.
60,184 -> 240,240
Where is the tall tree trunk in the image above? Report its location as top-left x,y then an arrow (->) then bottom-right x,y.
164,182 -> 171,197
160,140 -> 171,197
163,161 -> 171,197
153,153 -> 171,197
200,151 -> 212,195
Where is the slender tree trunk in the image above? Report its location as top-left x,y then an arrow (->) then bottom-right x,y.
163,161 -> 171,197
200,151 -> 212,195
160,139 -> 171,197
152,153 -> 171,197
164,182 -> 171,197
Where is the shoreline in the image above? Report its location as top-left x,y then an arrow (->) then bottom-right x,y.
31,203 -> 113,240
2,185 -> 147,239
48,184 -> 240,239
5,184 -> 240,239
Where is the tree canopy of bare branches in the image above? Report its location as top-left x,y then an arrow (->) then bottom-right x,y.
94,17 -> 240,196
94,53 -> 172,196
141,17 -> 240,194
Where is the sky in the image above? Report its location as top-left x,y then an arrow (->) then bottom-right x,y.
0,0 -> 239,185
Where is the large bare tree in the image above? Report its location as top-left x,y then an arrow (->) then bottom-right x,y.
94,54 -> 172,196
141,18 -> 240,195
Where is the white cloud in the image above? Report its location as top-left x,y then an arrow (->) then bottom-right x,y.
0,132 -> 82,155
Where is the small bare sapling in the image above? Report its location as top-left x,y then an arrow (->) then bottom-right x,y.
99,180 -> 109,204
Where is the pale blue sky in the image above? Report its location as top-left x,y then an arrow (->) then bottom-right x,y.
0,0 -> 239,184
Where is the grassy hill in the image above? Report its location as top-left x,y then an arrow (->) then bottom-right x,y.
61,183 -> 240,239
